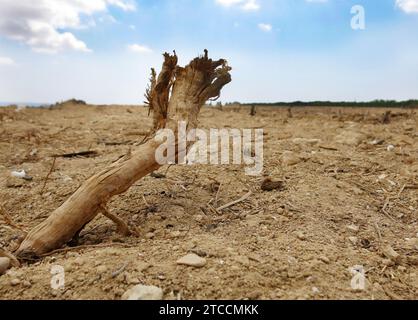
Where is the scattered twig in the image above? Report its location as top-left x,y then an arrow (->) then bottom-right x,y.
217,191 -> 252,211
136,132 -> 152,146
92,130 -> 133,146
208,204 -> 220,215
142,195 -> 150,207
405,184 -> 418,190
382,198 -> 396,221
379,264 -> 387,275
381,184 -> 406,221
90,128 -> 101,139
111,262 -> 129,278
103,141 -> 133,146
374,222 -> 383,243
52,150 -> 98,158
382,208 -> 396,221
164,164 -> 174,177
365,267 -> 377,274
40,157 -> 56,195
397,184 -> 406,198
214,182 -> 222,206
48,126 -> 71,137
286,201 -> 302,213
319,145 -> 338,151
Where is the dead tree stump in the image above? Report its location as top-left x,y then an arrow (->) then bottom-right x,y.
16,50 -> 231,259
382,110 -> 391,124
287,107 -> 293,118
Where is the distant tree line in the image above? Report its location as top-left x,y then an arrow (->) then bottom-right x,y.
230,100 -> 418,108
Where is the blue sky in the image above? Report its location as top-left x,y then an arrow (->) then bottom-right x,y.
0,0 -> 418,104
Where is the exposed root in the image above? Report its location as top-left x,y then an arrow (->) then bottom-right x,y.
100,204 -> 132,236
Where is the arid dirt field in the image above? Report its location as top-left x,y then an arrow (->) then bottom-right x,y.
0,102 -> 417,300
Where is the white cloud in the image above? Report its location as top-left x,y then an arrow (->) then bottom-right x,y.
128,44 -> 153,54
215,0 -> 260,11
0,0 -> 136,54
396,0 -> 418,13
107,0 -> 136,11
0,56 -> 15,66
98,14 -> 118,24
242,0 -> 260,11
216,0 -> 244,6
258,23 -> 272,32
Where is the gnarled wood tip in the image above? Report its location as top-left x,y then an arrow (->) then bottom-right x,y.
188,49 -> 231,74
162,51 -> 178,68
146,49 -> 232,113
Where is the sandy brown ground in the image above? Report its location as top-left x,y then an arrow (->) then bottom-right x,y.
0,102 -> 417,300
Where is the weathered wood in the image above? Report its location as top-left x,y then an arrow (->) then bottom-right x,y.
16,50 -> 231,259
